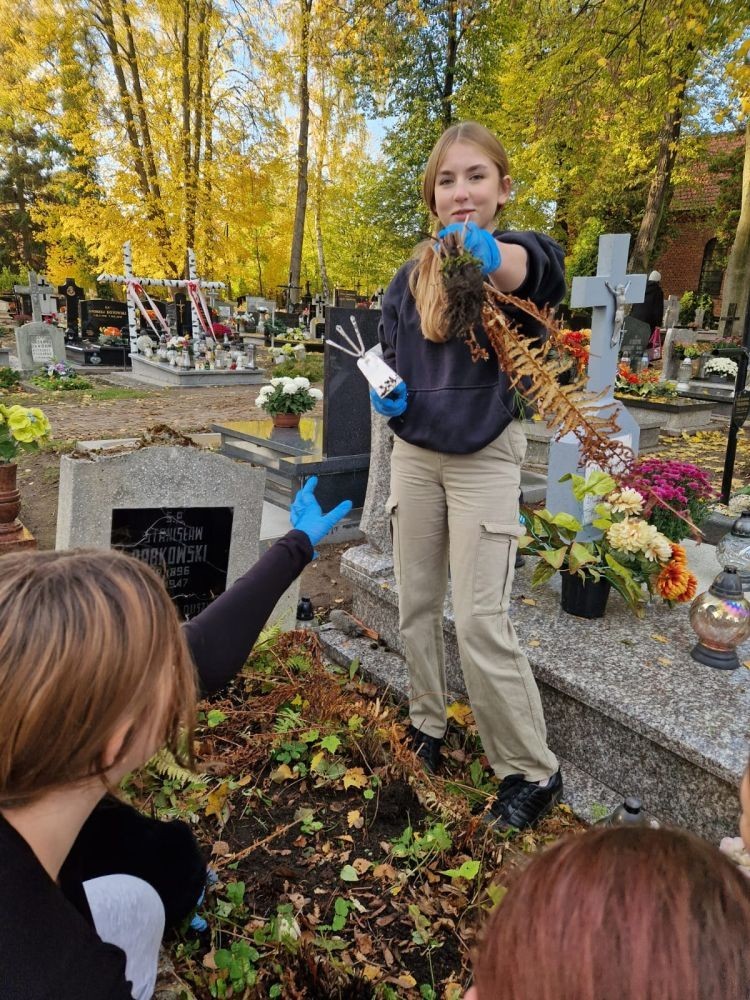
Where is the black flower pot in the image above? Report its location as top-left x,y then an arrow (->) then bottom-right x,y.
560,572 -> 611,619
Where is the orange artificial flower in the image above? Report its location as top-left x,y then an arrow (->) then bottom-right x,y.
654,559 -> 697,602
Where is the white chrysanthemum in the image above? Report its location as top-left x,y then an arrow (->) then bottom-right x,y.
293,377 -> 310,390
635,522 -> 672,562
608,488 -> 644,516
270,377 -> 286,386
606,519 -> 643,553
309,387 -> 323,400
281,381 -> 298,395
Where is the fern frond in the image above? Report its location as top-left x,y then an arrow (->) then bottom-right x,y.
147,748 -> 204,787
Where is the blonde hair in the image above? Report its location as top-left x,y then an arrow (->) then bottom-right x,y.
410,121 -> 511,342
0,549 -> 197,808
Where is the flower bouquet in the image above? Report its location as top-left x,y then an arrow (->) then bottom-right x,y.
558,328 -> 591,377
520,471 -> 697,616
255,376 -> 322,427
31,362 -> 92,392
615,363 -> 677,399
703,357 -> 738,382
0,403 -> 51,462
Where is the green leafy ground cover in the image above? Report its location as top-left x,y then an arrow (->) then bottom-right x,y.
126,629 -> 581,999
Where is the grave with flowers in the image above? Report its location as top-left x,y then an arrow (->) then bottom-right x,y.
213,307 -> 380,521
320,234 -> 750,842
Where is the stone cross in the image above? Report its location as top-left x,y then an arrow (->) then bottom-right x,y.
720,302 -> 737,340
14,271 -> 46,322
546,234 -> 647,521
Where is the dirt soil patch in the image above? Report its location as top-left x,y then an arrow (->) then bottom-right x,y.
128,630 -> 582,999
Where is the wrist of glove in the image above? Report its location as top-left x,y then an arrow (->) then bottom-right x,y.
369,381 -> 408,417
437,221 -> 501,276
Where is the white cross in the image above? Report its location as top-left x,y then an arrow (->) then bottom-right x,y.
571,235 -> 646,397
546,234 -> 647,522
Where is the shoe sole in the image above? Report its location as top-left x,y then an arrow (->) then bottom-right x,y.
485,785 -> 563,833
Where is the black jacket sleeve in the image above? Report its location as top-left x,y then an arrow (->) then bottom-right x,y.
184,529 -> 314,695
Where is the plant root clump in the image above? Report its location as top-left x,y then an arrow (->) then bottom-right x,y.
439,231 -> 488,360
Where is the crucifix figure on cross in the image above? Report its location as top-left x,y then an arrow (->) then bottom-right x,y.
546,234 -> 647,523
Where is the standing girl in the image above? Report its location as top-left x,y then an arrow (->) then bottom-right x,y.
374,121 -> 564,830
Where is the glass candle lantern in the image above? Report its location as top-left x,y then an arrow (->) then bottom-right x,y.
716,511 -> 750,592
689,566 -> 750,670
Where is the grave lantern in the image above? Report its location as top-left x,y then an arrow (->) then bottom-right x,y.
715,511 -> 750,592
688,566 -> 750,670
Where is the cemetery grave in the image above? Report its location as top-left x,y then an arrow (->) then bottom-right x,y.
130,628 -> 582,1000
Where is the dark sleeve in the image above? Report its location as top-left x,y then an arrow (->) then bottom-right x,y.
496,230 -> 566,309
184,529 -> 313,695
379,262 -> 414,370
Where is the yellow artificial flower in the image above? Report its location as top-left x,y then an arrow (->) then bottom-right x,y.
608,488 -> 645,516
6,406 -> 35,443
606,518 -> 643,553
635,522 -> 672,563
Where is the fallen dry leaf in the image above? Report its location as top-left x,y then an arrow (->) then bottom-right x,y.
343,766 -> 369,789
347,809 -> 364,829
651,634 -> 669,644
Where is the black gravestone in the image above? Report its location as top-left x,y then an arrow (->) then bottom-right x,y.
139,299 -> 168,333
323,306 -> 380,458
80,299 -> 129,337
732,390 -> 750,431
58,278 -> 85,340
168,294 -> 192,336
111,506 -> 233,619
619,315 -> 651,358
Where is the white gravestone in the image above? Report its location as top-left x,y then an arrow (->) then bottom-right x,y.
546,234 -> 646,523
14,322 -> 66,372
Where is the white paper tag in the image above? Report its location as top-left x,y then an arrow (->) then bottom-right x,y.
357,347 -> 404,398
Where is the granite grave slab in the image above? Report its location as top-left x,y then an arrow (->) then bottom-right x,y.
56,444 -> 298,627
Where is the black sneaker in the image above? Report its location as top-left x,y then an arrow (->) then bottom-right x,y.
487,770 -> 563,831
514,551 -> 526,569
407,724 -> 443,774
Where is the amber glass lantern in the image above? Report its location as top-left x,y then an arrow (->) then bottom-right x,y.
689,567 -> 750,670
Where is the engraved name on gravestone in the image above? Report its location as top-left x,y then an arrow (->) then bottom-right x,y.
111,506 -> 234,618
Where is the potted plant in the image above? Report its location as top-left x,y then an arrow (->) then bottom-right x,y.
702,356 -> 738,383
254,376 -> 322,428
0,402 -> 51,536
620,458 -> 714,542
520,471 -> 697,618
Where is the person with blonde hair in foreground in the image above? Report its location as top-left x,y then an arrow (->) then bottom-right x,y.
467,825 -> 750,1000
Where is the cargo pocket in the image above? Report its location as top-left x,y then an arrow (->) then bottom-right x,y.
386,496 -> 401,586
473,521 -> 523,616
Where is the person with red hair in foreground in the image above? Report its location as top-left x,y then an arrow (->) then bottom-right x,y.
468,825 -> 750,1000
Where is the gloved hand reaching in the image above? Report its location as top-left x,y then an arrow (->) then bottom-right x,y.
437,221 -> 501,276
290,476 -> 353,547
369,381 -> 408,417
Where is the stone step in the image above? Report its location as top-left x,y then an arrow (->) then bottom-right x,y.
335,542 -> 750,842
319,628 -> 624,826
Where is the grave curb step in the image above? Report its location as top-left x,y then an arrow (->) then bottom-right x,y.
318,628 -> 625,826
336,543 -> 747,840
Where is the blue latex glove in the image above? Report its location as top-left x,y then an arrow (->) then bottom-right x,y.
290,476 -> 353,547
369,381 -> 408,417
437,221 -> 501,275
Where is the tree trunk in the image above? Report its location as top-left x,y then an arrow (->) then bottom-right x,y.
441,0 -> 458,130
314,201 -> 328,300
95,0 -> 175,270
720,124 -> 750,339
181,0 -> 192,267
288,0 -> 312,307
629,81 -> 685,273
254,231 -> 264,296
187,0 -> 209,254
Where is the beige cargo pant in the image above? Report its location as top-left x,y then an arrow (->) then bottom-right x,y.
387,421 -> 558,782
